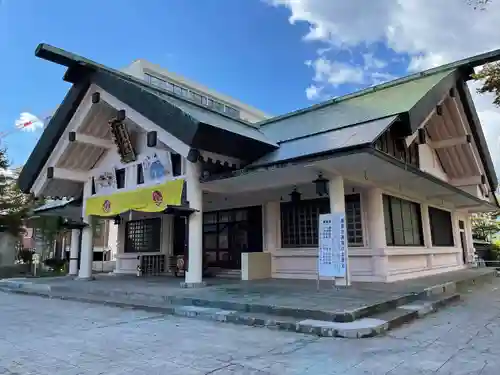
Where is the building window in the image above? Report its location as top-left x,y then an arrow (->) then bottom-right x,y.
213,101 -> 224,113
225,106 -> 240,118
148,75 -> 163,87
429,207 -> 454,246
280,195 -> 363,248
93,220 -> 104,237
383,195 -> 423,246
191,92 -> 203,104
173,84 -> 183,96
115,168 -> 126,189
170,153 -> 182,176
345,195 -> 363,246
137,164 -> 144,185
164,81 -> 174,92
143,74 -> 241,119
125,218 -> 161,253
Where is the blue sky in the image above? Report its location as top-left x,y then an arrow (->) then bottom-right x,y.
0,0 -> 410,167
0,0 -> 312,165
1,0 -> 499,171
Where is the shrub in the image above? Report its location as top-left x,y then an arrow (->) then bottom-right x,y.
43,257 -> 67,272
17,249 -> 34,264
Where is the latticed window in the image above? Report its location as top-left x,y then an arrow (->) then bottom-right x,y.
383,195 -> 423,246
280,194 -> 364,248
345,195 -> 363,246
125,218 -> 161,253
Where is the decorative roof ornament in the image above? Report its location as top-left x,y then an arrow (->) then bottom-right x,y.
108,110 -> 137,164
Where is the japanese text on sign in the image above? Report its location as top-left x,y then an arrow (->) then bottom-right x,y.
318,213 -> 347,277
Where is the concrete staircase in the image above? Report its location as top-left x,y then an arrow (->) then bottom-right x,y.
0,269 -> 495,339
215,269 -> 241,279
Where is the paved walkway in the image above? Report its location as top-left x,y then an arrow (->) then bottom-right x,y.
1,274 -> 499,374
17,268 -> 492,314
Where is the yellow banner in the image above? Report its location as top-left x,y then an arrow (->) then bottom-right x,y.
85,179 -> 185,217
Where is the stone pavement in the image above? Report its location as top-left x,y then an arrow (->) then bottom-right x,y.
1,269 -> 492,338
1,277 -> 500,374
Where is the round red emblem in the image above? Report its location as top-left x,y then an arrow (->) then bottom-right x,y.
102,200 -> 111,213
152,190 -> 163,206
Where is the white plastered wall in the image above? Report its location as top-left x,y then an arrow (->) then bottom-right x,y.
418,144 -> 449,182
266,187 -> 470,283
114,212 -> 173,275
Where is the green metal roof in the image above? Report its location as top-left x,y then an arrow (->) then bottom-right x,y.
261,70 -> 455,143
251,115 -> 398,168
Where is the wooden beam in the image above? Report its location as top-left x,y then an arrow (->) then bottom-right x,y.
68,132 -> 114,149
448,96 -> 485,176
47,167 -> 88,183
449,175 -> 484,186
404,92 -> 449,147
428,136 -> 470,149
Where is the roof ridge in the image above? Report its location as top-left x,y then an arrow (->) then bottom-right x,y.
258,69 -> 455,128
257,47 -> 500,128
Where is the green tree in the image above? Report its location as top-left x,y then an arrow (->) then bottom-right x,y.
467,0 -> 491,9
473,63 -> 500,107
469,0 -> 500,105
0,148 -> 33,235
28,214 -> 63,260
471,212 -> 500,241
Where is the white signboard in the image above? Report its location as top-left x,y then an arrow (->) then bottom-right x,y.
318,213 -> 347,278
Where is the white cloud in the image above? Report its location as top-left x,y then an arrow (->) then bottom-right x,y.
268,0 -> 500,174
309,57 -> 365,87
363,53 -> 388,70
305,84 -> 323,100
15,112 -> 44,132
370,71 -> 398,85
271,0 -> 396,46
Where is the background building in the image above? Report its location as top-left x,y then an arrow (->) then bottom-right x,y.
122,60 -> 270,124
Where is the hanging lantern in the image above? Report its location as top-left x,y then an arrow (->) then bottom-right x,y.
113,215 -> 122,225
289,187 -> 301,203
313,174 -> 329,196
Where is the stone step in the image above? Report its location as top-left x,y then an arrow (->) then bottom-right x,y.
369,292 -> 461,332
0,277 -> 457,323
0,282 -> 461,339
214,269 -> 241,279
